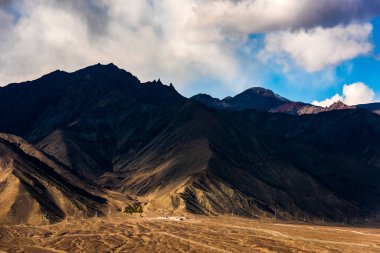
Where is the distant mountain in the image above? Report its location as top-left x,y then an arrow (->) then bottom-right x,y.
0,64 -> 379,224
269,101 -> 317,115
192,87 -> 290,111
192,88 -> 364,115
270,101 -> 355,115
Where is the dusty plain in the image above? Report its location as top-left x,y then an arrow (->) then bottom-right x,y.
1,215 -> 380,253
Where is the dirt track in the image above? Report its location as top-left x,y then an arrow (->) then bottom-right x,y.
1,215 -> 379,253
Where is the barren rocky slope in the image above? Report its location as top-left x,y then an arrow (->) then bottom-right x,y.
0,133 -> 107,224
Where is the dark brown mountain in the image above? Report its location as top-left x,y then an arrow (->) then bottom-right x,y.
0,63 -> 184,180
358,102 -> 380,115
97,101 -> 380,222
0,64 -> 379,224
192,87 -> 290,111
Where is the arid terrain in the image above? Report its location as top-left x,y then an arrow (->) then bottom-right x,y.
1,65 -> 380,252
1,215 -> 379,253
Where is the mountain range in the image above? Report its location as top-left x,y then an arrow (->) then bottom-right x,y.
0,63 -> 379,225
192,87 -> 380,115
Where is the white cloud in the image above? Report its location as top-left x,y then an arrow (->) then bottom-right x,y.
312,94 -> 343,107
261,23 -> 373,72
312,82 -> 376,107
0,0 -> 379,91
189,0 -> 380,34
0,0 -> 240,88
342,82 -> 375,106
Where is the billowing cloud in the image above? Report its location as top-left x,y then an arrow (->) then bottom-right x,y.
0,0 -> 379,91
312,94 -> 343,107
189,0 -> 380,34
0,0 -> 240,87
312,82 -> 376,107
261,24 -> 373,72
342,82 -> 376,106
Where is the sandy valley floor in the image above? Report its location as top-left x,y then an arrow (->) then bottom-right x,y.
1,215 -> 379,253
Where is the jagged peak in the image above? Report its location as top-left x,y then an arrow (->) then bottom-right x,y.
144,79 -> 179,91
151,78 -> 163,85
328,101 -> 353,109
141,79 -> 182,98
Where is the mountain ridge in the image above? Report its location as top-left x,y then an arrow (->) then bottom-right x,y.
192,87 -> 379,116
0,63 -> 379,224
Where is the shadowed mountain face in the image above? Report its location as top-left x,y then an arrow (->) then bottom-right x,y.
0,63 -> 185,179
0,63 -> 183,144
0,64 -> 379,223
358,102 -> 380,115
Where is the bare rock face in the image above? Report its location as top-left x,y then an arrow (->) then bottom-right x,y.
0,133 -> 107,225
0,64 -> 379,224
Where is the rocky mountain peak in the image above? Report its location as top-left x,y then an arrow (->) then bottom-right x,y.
328,101 -> 353,110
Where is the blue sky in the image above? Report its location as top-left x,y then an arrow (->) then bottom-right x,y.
1,0 -> 380,106
337,17 -> 380,99
183,16 -> 380,105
